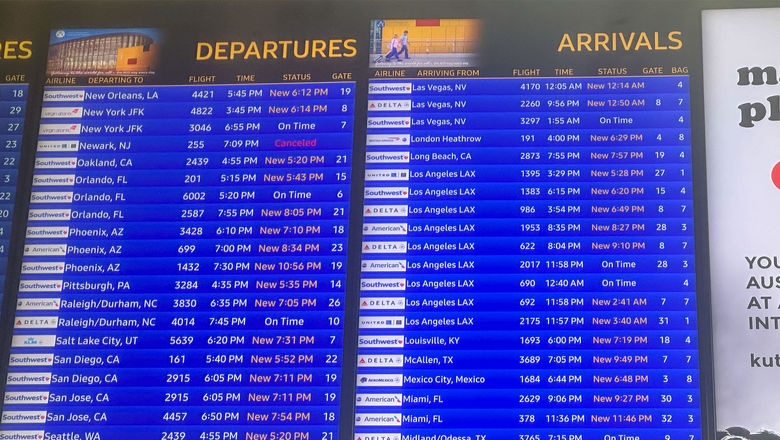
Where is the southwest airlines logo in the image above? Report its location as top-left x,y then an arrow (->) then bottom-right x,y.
3,392 -> 50,405
27,209 -> 71,221
26,227 -> 69,238
365,152 -> 410,163
361,278 -> 405,290
34,158 -> 77,169
5,373 -> 52,385
0,431 -> 46,440
29,192 -> 73,203
8,353 -> 54,366
18,280 -> 63,292
0,411 -> 46,424
32,175 -> 75,186
367,117 -> 411,128
357,335 -> 404,347
21,262 -> 65,275
368,83 -> 412,94
43,90 -> 85,102
364,187 -> 408,199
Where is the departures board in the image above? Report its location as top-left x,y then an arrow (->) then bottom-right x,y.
1,1 -> 780,440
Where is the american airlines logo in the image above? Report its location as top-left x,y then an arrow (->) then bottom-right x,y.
39,124 -> 81,136
5,373 -> 52,385
368,83 -> 412,94
355,393 -> 403,406
11,335 -> 56,347
0,411 -> 46,424
24,244 -> 67,256
16,298 -> 60,311
18,280 -> 63,292
364,187 -> 408,199
43,89 -> 85,102
366,135 -> 410,146
8,353 -> 54,366
21,262 -> 65,275
14,317 -> 58,329
354,412 -> 402,426
357,335 -> 404,348
362,241 -> 407,254
358,316 -> 405,329
356,375 -> 403,388
365,169 -> 409,181
367,99 -> 411,111
32,174 -> 75,186
365,152 -> 410,163
363,205 -> 408,217
3,392 -> 50,405
26,227 -> 69,238
367,117 -> 411,128
361,260 -> 406,272
358,355 -> 404,367
37,140 -> 79,152
362,223 -> 407,235
41,107 -> 83,118
360,278 -> 406,290
34,158 -> 77,169
359,297 -> 405,310
27,209 -> 71,221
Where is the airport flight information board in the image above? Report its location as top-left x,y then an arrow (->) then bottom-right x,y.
3,79 -> 356,439
356,76 -> 699,440
0,3 -> 724,440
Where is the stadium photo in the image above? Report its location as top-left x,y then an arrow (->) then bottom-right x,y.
369,19 -> 480,68
46,28 -> 160,76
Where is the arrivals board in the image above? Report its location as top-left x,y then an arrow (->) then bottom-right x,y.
4,1 -> 780,440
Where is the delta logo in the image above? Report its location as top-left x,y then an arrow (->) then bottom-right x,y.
357,355 -> 404,366
363,205 -> 408,217
366,135 -> 410,146
357,335 -> 404,347
368,82 -> 412,94
360,278 -> 406,290
365,152 -> 410,163
359,297 -> 405,310
364,187 -> 408,199
367,117 -> 411,128
13,317 -> 58,329
354,434 -> 401,440
362,241 -> 408,253
367,99 -> 411,111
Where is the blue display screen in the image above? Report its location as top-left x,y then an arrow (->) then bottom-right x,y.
4,82 -> 355,439
355,77 -> 700,440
